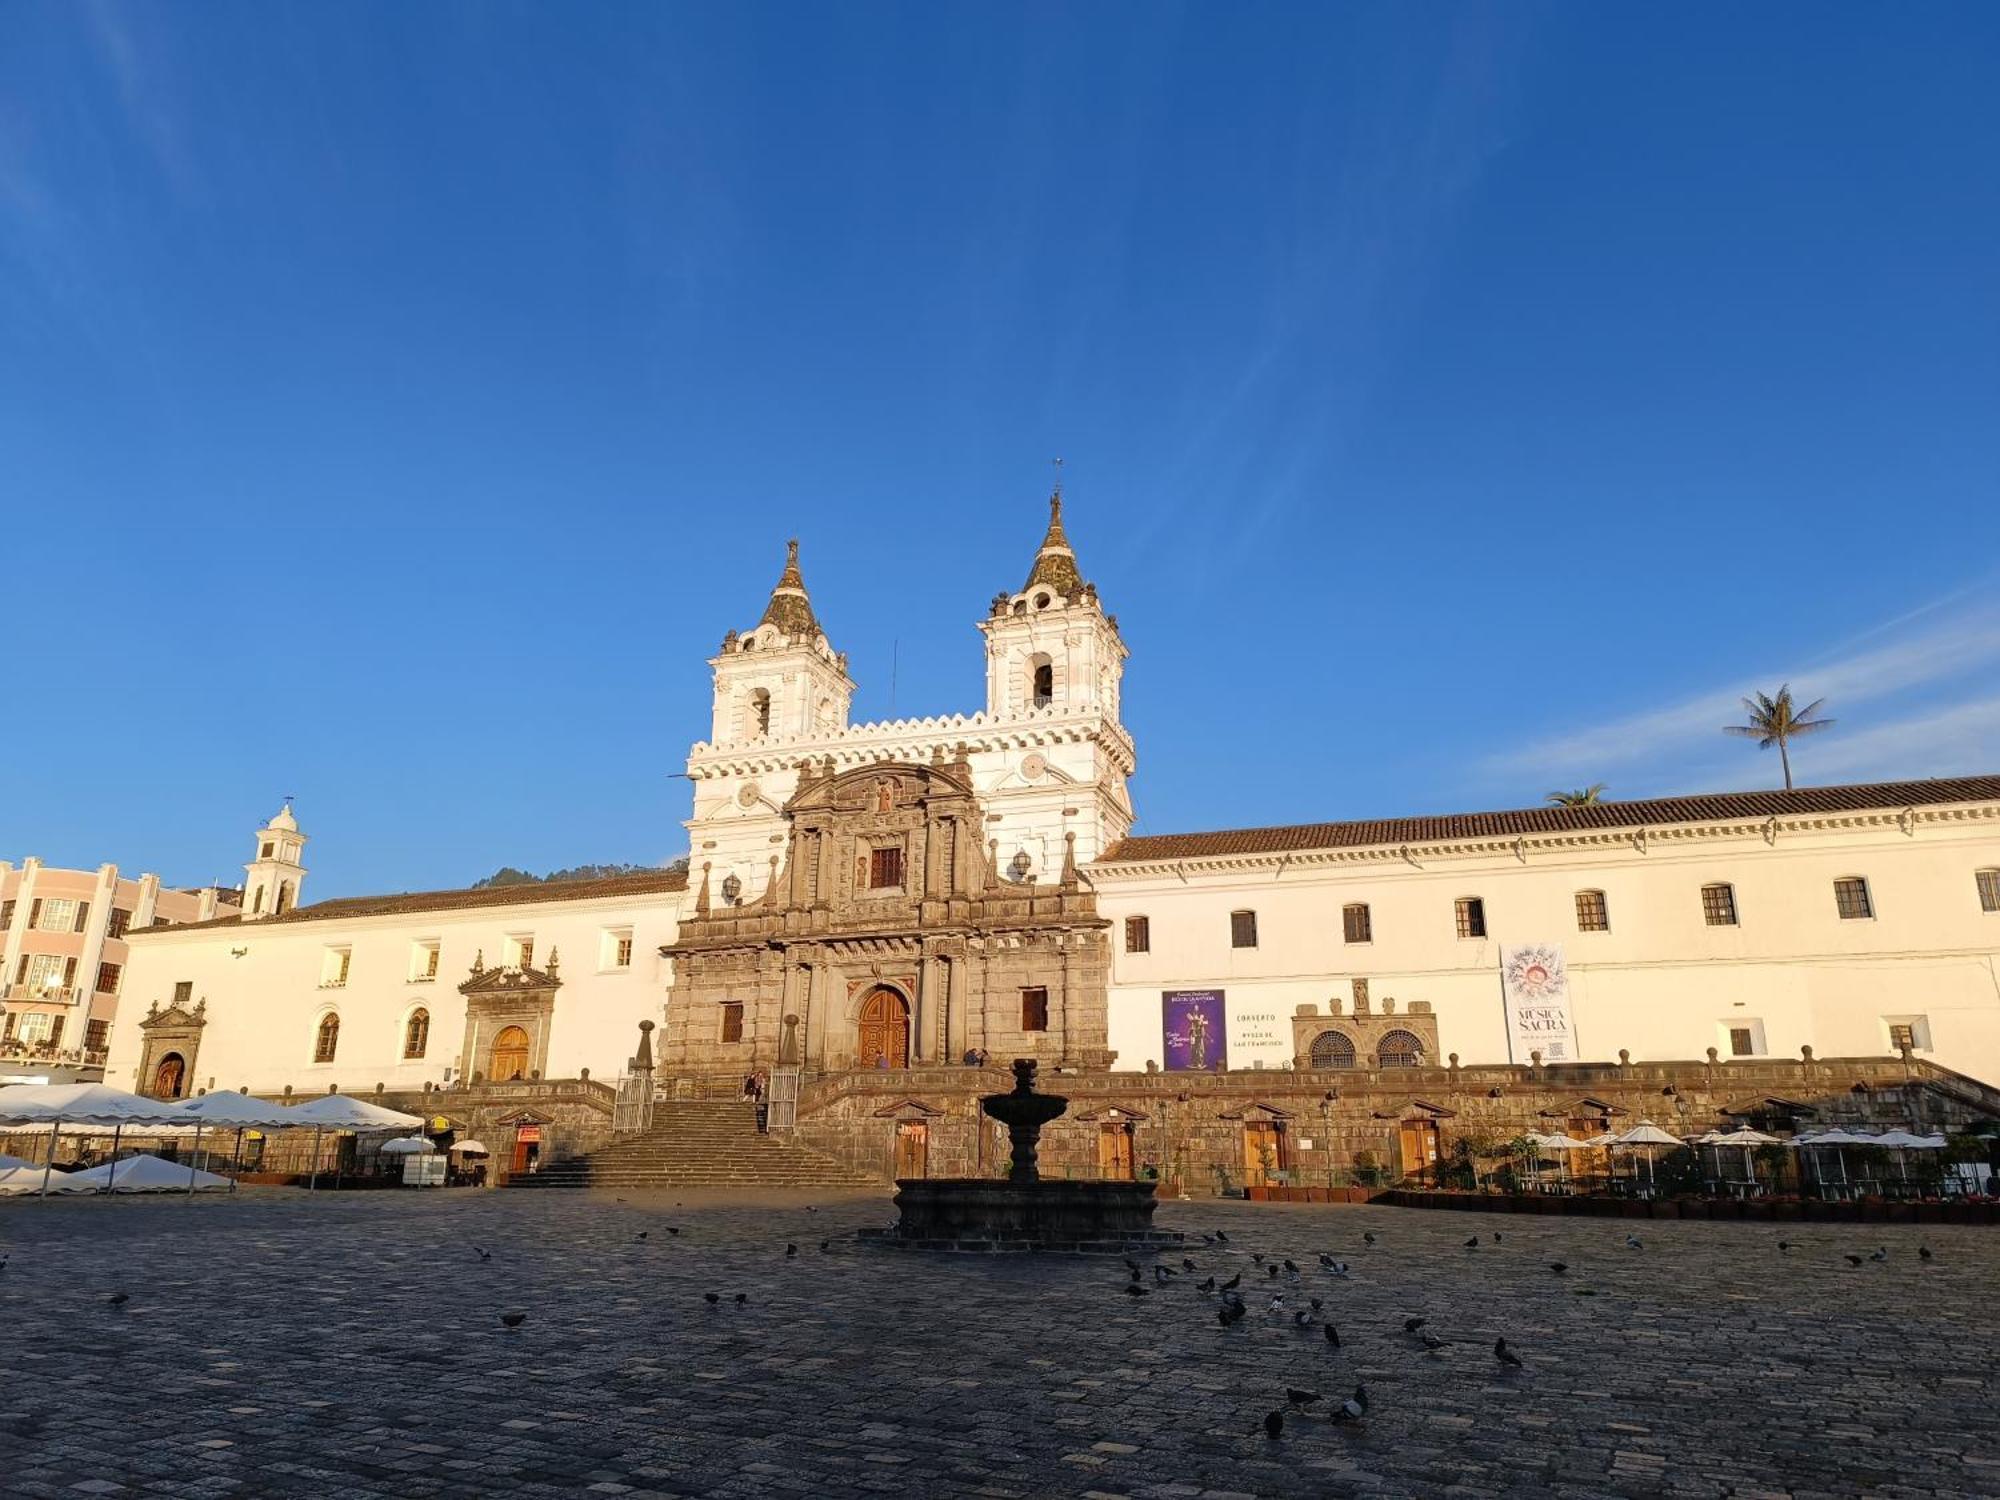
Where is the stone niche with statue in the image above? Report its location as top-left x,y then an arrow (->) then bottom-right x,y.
1289,978 -> 1440,1072
659,752 -> 1112,1082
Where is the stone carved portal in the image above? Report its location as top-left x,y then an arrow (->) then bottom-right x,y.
153,1052 -> 187,1100
856,987 -> 910,1070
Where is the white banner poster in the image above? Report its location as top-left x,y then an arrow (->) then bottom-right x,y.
1500,943 -> 1578,1063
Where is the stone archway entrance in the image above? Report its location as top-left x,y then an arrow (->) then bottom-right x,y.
856,987 -> 910,1070
491,1026 -> 531,1082
152,1052 -> 187,1100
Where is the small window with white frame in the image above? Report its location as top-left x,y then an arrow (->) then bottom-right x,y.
1722,1018 -> 1767,1057
1883,1015 -> 1931,1053
505,934 -> 535,970
1833,877 -> 1873,920
1701,883 -> 1738,926
411,940 -> 441,982
319,946 -> 352,988
602,927 -> 635,969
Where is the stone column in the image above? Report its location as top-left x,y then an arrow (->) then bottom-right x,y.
945,955 -> 967,1062
911,955 -> 932,1065
1059,934 -> 1076,1064
803,961 -> 829,1068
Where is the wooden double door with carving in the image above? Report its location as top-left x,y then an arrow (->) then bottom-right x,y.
856,987 -> 910,1070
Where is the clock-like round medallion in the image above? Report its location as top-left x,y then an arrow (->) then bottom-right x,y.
1021,753 -> 1048,781
737,783 -> 761,809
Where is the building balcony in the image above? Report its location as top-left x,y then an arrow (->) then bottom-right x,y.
0,983 -> 84,1006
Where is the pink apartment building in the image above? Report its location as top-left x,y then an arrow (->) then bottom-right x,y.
0,858 -> 242,1082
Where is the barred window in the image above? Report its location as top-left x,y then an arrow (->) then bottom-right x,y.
173,980 -> 193,1005
1342,903 -> 1372,944
1728,1026 -> 1755,1057
1124,915 -> 1150,954
1021,987 -> 1049,1031
720,1002 -> 744,1044
1701,883 -> 1738,927
107,907 -> 132,939
1454,897 -> 1486,939
1834,877 -> 1873,920
95,961 -> 122,994
1574,889 -> 1609,932
1230,910 -> 1258,948
869,845 -> 904,889
1976,868 -> 2000,913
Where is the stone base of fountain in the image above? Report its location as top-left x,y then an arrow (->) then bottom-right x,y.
861,1177 -> 1183,1254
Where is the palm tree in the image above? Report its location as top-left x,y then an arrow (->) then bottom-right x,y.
1724,685 -> 1834,790
1546,784 -> 1608,806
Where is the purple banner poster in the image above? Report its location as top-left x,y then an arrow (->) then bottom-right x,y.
1163,990 -> 1227,1072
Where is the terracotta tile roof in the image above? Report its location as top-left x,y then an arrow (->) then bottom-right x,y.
135,869 -> 689,933
1096,775 -> 2000,865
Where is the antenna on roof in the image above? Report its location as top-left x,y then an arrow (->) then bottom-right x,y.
1051,455 -> 1064,496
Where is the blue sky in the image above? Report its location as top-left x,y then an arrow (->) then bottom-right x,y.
4,4 -> 1997,898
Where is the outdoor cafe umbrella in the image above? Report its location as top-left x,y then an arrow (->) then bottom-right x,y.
1613,1121 -> 1682,1191
447,1140 -> 490,1155
1873,1128 -> 1947,1185
1698,1126 -> 1781,1186
380,1136 -> 437,1155
1526,1131 -> 1591,1190
0,1083 -> 197,1198
285,1094 -> 424,1190
1791,1128 -> 1874,1189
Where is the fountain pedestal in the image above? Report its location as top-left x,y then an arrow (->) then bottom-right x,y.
863,1059 -> 1181,1253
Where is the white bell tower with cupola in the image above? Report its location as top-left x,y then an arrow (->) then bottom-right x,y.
242,802 -> 308,920
707,539 -> 855,747
980,489 -> 1128,728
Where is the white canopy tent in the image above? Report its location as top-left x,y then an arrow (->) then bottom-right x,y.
0,1083 -> 206,1197
165,1091 -> 304,1194
282,1094 -> 424,1190
65,1153 -> 232,1194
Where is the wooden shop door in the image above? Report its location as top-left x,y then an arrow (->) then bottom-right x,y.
894,1121 -> 929,1179
1243,1122 -> 1283,1187
1398,1120 -> 1440,1182
1097,1124 -> 1135,1181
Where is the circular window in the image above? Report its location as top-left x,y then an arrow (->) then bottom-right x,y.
1034,593 -> 1051,610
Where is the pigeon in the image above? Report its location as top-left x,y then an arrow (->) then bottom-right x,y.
1197,1276 -> 1216,1293
1330,1385 -> 1369,1424
1869,1247 -> 1888,1262
1219,1300 -> 1248,1327
1267,1264 -> 1281,1280
1404,1317 -> 1428,1333
1779,1240 -> 1793,1253
1919,1245 -> 1934,1262
1318,1253 -> 1336,1267
1221,1273 -> 1242,1291
1844,1254 -> 1864,1267
1215,1230 -> 1230,1243
1183,1258 -> 1197,1272
733,1293 -> 749,1306
1328,1262 -> 1351,1278
1201,1234 -> 1215,1245
1253,1253 -> 1266,1265
1309,1298 -> 1323,1311
1550,1262 -> 1567,1275
1286,1387 -> 1322,1409
820,1241 -> 831,1253
1259,1410 -> 1285,1439
1268,1294 -> 1285,1313
1463,1236 -> 1480,1249
1126,1257 -> 1143,1273
1362,1232 -> 1377,1246
635,1232 -> 648,1241
1420,1330 -> 1445,1352
1492,1233 -> 1503,1244
473,1246 -> 492,1262
1154,1265 -> 1173,1282
807,1205 -> 819,1214
500,1312 -> 527,1329
106,1292 -> 129,1307
1124,1284 -> 1150,1298
665,1227 -> 681,1236
1294,1310 -> 1314,1327
1284,1259 -> 1301,1275
1494,1337 -> 1524,1369
615,1197 -> 626,1203
1625,1235 -> 1644,1250
703,1292 -> 721,1305
1324,1323 -> 1341,1348
785,1244 -> 797,1258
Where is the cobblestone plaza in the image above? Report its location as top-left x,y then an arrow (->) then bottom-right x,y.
2,1190 -> 1994,1499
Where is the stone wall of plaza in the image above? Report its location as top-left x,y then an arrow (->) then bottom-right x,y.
786,1054 -> 2000,1189
1,857 -> 239,1078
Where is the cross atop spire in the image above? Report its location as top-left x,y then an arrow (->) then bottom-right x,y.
759,537 -> 821,639
1023,488 -> 1087,596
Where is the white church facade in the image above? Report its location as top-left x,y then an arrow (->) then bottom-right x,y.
105,495 -> 2000,1102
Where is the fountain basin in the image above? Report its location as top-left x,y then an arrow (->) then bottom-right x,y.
863,1177 -> 1181,1253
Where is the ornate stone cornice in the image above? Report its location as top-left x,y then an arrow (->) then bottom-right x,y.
687,705 -> 1137,777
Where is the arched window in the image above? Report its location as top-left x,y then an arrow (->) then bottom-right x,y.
1032,660 -> 1054,708
490,1025 -> 531,1081
404,1008 -> 430,1060
313,1013 -> 340,1063
1378,1029 -> 1424,1068
1308,1030 -> 1357,1069
749,688 -> 771,738
276,881 -> 294,915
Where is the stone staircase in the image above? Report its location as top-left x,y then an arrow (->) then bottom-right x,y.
505,1101 -> 883,1191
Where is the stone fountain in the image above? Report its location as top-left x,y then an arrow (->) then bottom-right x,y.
866,1059 -> 1180,1253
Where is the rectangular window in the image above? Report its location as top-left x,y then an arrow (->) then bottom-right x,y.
719,1002 -> 744,1044
1574,890 -> 1609,932
603,928 -> 635,969
1701,883 -> 1739,927
616,935 -> 634,966
1021,987 -> 1049,1031
321,947 -> 352,987
22,953 -> 68,994
1124,915 -> 1150,954
506,935 -> 535,969
1976,869 -> 2000,913
0,898 -> 14,930
1729,1027 -> 1755,1057
411,941 -> 441,981
107,906 -> 131,939
85,1019 -> 109,1053
1888,1023 -> 1915,1052
1454,897 -> 1487,939
17,1012 -> 51,1045
1230,910 -> 1258,948
869,845 -> 904,889
34,898 -> 76,932
1342,903 -> 1372,944
1834,877 -> 1873,920
1884,1016 -> 1931,1052
96,961 -> 122,994
173,980 -> 193,1005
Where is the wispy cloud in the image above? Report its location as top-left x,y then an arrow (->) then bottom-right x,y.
1484,590 -> 2000,788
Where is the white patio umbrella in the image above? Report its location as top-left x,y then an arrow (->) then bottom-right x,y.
1791,1128 -> 1872,1189
380,1136 -> 436,1155
0,1083 -> 201,1198
1704,1126 -> 1781,1186
447,1140 -> 490,1155
1527,1132 -> 1591,1189
169,1091 -> 297,1195
284,1094 -> 423,1190
1613,1121 -> 1682,1191
1873,1128 -> 1947,1185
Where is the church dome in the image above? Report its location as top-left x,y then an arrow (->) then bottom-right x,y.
267,801 -> 298,832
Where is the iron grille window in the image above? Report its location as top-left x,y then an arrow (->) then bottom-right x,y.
1701,884 -> 1739,926
1230,910 -> 1258,948
1124,915 -> 1150,954
1342,904 -> 1372,944
1834,877 -> 1873,920
95,961 -> 121,995
1977,869 -> 2000,913
85,1019 -> 109,1053
1455,897 -> 1486,939
869,845 -> 904,889
1021,987 -> 1049,1031
173,980 -> 193,1005
720,1002 -> 744,1044
1574,890 -> 1609,932
1728,1027 -> 1755,1057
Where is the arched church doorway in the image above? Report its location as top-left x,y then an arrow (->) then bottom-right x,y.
855,987 -> 909,1070
152,1052 -> 186,1100
490,1026 -> 531,1082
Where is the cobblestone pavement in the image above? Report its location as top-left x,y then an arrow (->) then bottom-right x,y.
2,1189 -> 1995,1499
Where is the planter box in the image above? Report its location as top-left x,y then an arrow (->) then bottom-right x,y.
1245,1186 -> 1271,1202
